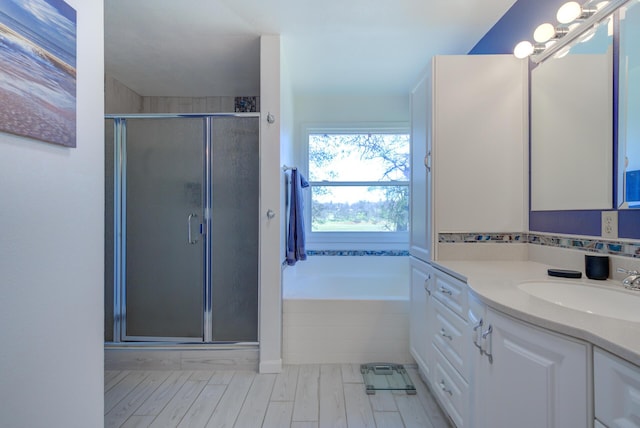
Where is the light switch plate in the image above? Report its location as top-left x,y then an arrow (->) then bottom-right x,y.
601,211 -> 618,239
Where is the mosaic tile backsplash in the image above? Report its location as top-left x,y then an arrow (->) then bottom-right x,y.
305,234 -> 640,258
439,232 -> 640,259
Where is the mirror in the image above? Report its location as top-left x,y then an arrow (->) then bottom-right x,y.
530,17 -> 613,211
618,1 -> 640,208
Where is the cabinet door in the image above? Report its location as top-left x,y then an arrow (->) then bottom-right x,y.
409,72 -> 433,261
594,347 -> 640,428
432,55 -> 527,234
467,292 -> 487,428
409,257 -> 433,379
479,308 -> 589,428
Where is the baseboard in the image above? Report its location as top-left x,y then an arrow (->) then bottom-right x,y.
105,346 -> 259,371
259,358 -> 282,374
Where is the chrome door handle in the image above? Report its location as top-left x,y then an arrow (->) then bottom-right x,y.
439,380 -> 452,396
187,213 -> 199,244
440,328 -> 453,341
424,150 -> 431,172
472,318 -> 484,352
482,324 -> 493,364
424,273 -> 432,295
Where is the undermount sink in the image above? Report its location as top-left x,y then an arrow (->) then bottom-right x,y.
517,280 -> 640,322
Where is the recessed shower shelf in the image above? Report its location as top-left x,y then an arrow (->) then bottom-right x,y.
360,363 -> 416,395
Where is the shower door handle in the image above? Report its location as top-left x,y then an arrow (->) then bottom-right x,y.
187,213 -> 199,244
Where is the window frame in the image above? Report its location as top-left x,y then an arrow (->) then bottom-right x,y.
301,123 -> 410,250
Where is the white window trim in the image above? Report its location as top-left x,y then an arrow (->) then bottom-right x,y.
300,122 -> 410,251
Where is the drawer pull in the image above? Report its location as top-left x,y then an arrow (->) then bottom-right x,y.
440,328 -> 453,341
439,286 -> 452,296
439,380 -> 453,396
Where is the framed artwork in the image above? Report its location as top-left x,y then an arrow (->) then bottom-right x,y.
0,0 -> 77,147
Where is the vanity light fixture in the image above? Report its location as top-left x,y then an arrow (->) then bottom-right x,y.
557,1 -> 597,24
534,23 -> 570,44
554,46 -> 572,58
512,0 -> 630,63
514,41 -> 545,59
577,24 -> 598,42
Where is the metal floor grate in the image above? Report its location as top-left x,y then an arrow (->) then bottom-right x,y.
360,363 -> 416,395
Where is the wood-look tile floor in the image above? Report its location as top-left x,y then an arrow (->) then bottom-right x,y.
105,365 -> 452,428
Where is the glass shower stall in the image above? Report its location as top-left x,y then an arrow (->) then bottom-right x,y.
105,114 -> 259,343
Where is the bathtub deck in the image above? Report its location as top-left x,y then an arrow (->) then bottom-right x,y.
104,364 -> 452,428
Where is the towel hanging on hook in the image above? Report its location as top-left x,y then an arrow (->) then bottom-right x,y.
286,169 -> 309,266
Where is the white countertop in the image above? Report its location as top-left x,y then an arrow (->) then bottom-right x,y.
431,260 -> 640,366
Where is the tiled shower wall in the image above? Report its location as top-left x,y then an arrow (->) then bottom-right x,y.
105,75 -> 259,114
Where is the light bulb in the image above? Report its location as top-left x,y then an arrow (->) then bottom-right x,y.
513,40 -> 534,59
534,23 -> 556,43
557,1 -> 582,23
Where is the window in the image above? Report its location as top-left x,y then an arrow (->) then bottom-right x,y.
304,125 -> 410,248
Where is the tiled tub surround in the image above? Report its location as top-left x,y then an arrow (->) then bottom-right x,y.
432,259 -> 640,367
282,256 -> 412,364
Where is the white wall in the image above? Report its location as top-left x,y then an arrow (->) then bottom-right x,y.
0,1 -> 104,426
280,42 -> 296,260
259,35 -> 283,373
105,74 -> 143,114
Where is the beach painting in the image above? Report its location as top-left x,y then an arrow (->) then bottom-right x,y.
0,0 -> 76,147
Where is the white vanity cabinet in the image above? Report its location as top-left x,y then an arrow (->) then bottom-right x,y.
594,347 -> 640,428
409,256 -> 435,380
429,270 -> 470,427
410,261 -> 471,426
475,306 -> 589,428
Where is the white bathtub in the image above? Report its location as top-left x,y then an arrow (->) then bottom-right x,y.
282,256 -> 412,364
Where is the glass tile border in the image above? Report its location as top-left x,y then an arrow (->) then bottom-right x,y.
438,232 -> 640,259
305,234 -> 640,258
306,250 -> 409,256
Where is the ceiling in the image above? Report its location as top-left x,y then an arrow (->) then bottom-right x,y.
104,0 -> 517,97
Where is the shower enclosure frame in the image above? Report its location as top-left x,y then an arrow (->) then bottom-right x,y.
107,113 -> 260,344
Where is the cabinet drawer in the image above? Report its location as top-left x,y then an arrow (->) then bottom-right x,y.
433,344 -> 469,428
595,348 -> 640,428
433,271 -> 467,320
432,296 -> 469,381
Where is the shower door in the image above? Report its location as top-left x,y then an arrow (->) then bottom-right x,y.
121,117 -> 205,341
107,114 -> 259,344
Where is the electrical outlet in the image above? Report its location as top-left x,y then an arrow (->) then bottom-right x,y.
602,211 -> 618,239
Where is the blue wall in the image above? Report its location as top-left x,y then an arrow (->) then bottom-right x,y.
470,0 -> 567,55
470,0 -> 640,240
